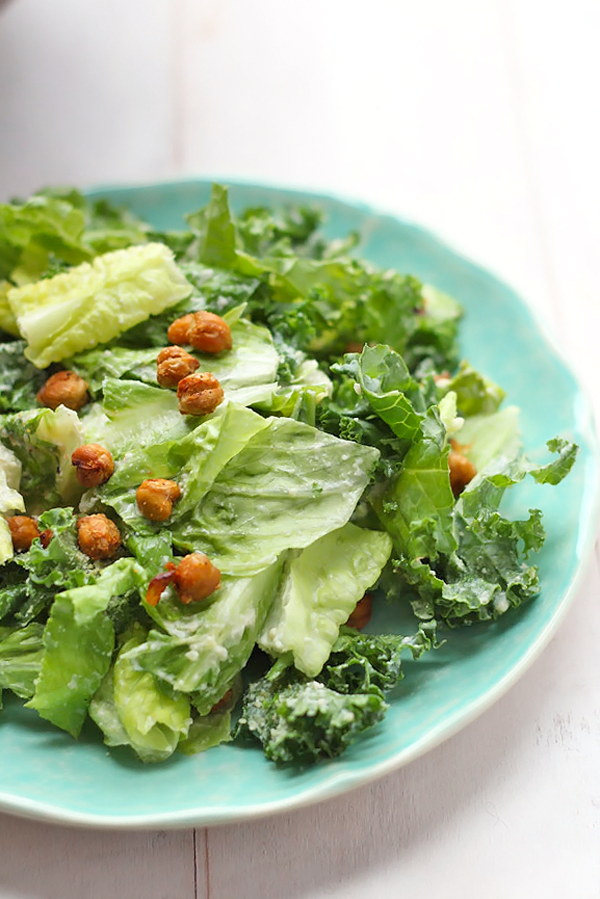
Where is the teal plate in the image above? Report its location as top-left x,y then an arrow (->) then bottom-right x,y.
0,179 -> 598,829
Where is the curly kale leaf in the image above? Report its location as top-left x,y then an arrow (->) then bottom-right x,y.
236,623 -> 438,764
322,622 -> 439,695
236,674 -> 387,764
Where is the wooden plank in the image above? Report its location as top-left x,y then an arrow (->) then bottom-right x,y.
0,817 -> 200,898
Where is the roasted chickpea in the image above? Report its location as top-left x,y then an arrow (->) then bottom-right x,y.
346,593 -> 373,630
136,478 -> 181,521
156,346 -> 200,388
37,370 -> 89,411
344,341 -> 364,354
71,444 -> 115,488
448,451 -> 477,497
177,372 -> 224,416
188,311 -> 232,354
210,689 -> 233,714
8,515 -> 40,552
77,514 -> 121,560
167,313 -> 195,346
173,552 -> 221,603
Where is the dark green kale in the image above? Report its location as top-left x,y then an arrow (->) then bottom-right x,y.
0,341 -> 47,412
236,623 -> 438,764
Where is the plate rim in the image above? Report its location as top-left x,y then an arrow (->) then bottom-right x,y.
1,176 -> 598,830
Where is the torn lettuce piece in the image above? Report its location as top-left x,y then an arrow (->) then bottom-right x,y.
0,193 -> 93,284
125,560 -> 284,712
112,625 -> 191,763
0,282 -> 19,336
178,705 -> 233,755
8,242 -> 192,367
438,360 -> 505,417
0,341 -> 46,412
90,628 -> 192,763
0,468 -> 25,565
178,679 -> 241,756
236,664 -> 387,764
0,406 -> 83,512
258,523 -> 392,677
97,402 -> 268,535
27,558 -> 145,737
170,417 -> 379,575
69,317 -> 280,408
35,404 -> 85,504
456,406 -> 521,472
0,622 -> 44,699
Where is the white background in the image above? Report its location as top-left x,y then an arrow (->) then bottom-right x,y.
0,1 -> 599,897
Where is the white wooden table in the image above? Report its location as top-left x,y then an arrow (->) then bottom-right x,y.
1,1 -> 599,896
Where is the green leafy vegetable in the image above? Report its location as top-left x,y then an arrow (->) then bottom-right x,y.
236,665 -> 387,764
8,243 -> 192,367
258,523 -> 392,677
170,417 -> 380,574
27,558 -> 145,736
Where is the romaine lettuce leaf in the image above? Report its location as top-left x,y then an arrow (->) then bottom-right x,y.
126,560 -> 283,712
8,243 -> 192,368
0,467 -> 25,565
438,360 -> 505,417
27,558 -> 145,736
69,317 -> 280,408
96,402 -> 268,537
0,282 -> 19,336
112,625 -> 191,763
0,623 -> 45,699
170,417 -> 380,575
258,523 -> 392,677
90,626 -> 192,763
0,405 -> 84,511
0,194 -> 93,284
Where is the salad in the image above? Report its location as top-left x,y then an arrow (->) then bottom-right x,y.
0,183 -> 577,765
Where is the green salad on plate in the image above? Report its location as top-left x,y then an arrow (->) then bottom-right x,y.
0,183 -> 578,766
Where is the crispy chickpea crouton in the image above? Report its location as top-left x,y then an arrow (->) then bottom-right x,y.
167,311 -> 232,354
71,444 -> 115,488
37,370 -> 89,411
346,593 -> 373,630
187,311 -> 232,354
448,451 -> 477,497
136,479 -> 181,521
156,346 -> 200,388
167,313 -> 195,345
177,372 -> 224,416
8,515 -> 40,552
145,553 -> 221,607
77,514 -> 121,560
